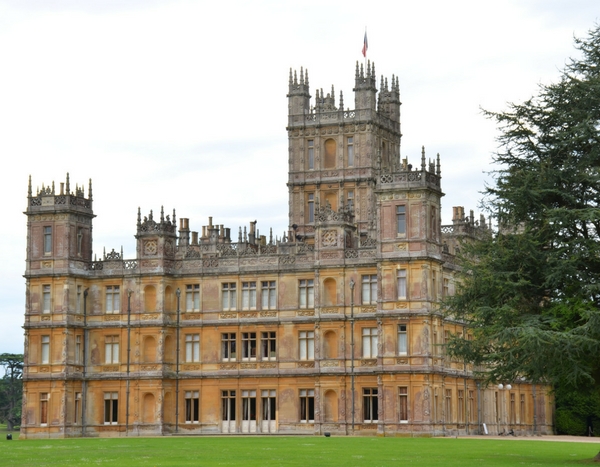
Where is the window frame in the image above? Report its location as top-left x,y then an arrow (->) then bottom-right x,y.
261,331 -> 277,361
363,388 -> 378,423
41,335 -> 50,364
104,392 -> 119,425
397,269 -> 407,299
307,139 -> 314,170
347,136 -> 355,167
185,333 -> 200,363
104,335 -> 119,364
398,324 -> 408,355
42,285 -> 51,314
241,332 -> 257,361
43,226 -> 52,255
396,205 -> 406,236
186,284 -> 200,312
299,330 -> 315,360
361,327 -> 378,358
399,387 -> 408,422
299,389 -> 315,423
299,279 -> 314,309
261,281 -> 276,310
105,285 -> 120,314
241,281 -> 257,310
221,332 -> 237,361
185,390 -> 200,423
361,274 -> 377,305
307,194 -> 315,223
222,283 -> 237,311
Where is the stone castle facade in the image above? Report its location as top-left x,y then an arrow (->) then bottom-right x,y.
21,62 -> 553,438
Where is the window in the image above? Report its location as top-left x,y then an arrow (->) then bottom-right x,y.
222,283 -> 237,311
105,335 -> 119,364
397,269 -> 407,299
398,324 -> 408,355
186,284 -> 200,312
261,332 -> 276,360
242,282 -> 256,310
185,334 -> 200,362
300,389 -> 314,422
77,227 -> 83,256
299,279 -> 314,308
324,138 -> 336,168
307,139 -> 314,170
262,390 -> 276,422
185,391 -> 199,423
241,332 -> 257,360
396,205 -> 406,235
443,278 -> 449,297
347,190 -> 354,210
105,286 -> 120,314
43,226 -> 52,254
221,333 -> 237,361
261,281 -> 276,310
74,392 -> 81,424
432,271 -> 437,300
76,285 -> 82,314
347,137 -> 354,166
41,335 -> 50,364
40,393 -> 49,425
510,393 -> 516,424
75,335 -> 82,364
469,390 -> 476,422
363,388 -> 378,422
361,275 -> 377,304
458,389 -> 465,423
242,390 -> 256,422
362,328 -> 378,358
104,392 -> 118,425
42,285 -> 51,314
307,194 -> 315,223
299,331 -> 314,360
520,394 -> 525,422
399,387 -> 408,422
445,389 -> 452,422
222,390 -> 236,422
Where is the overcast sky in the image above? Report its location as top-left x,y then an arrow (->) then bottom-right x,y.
0,0 -> 596,354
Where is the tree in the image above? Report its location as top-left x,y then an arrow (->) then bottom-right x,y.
0,354 -> 23,431
445,25 -> 600,393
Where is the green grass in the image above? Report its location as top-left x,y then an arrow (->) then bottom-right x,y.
0,436 -> 598,467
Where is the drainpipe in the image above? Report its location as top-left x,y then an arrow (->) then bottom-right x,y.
175,288 -> 181,433
125,290 -> 132,436
81,288 -> 89,437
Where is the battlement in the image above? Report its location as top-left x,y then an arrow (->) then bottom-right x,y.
27,173 -> 93,212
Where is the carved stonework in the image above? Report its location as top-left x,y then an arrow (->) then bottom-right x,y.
239,312 -> 258,319
240,363 -> 257,370
297,361 -> 315,368
260,362 -> 277,369
361,359 -> 377,367
104,315 -> 120,321
322,230 -> 338,247
321,307 -> 339,314
220,363 -> 237,370
395,302 -> 408,309
321,360 -> 340,367
220,312 -> 237,319
260,311 -> 277,318
360,305 -> 376,313
297,310 -> 315,317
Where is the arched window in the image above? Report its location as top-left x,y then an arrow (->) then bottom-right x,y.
323,278 -> 337,306
164,286 -> 174,312
323,331 -> 338,359
142,393 -> 155,423
324,390 -> 338,422
143,336 -> 156,363
144,285 -> 156,312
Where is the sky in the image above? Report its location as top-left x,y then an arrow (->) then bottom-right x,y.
0,0 -> 596,355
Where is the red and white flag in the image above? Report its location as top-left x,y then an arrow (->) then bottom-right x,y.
362,31 -> 368,57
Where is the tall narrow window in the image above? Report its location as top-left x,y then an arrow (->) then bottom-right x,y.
105,286 -> 120,314
222,283 -> 237,311
221,333 -> 237,361
361,275 -> 377,304
307,139 -> 314,170
396,205 -> 406,235
261,331 -> 276,360
185,391 -> 199,423
307,194 -> 315,223
242,282 -> 257,310
76,285 -> 82,314
42,285 -> 51,314
363,388 -> 378,422
510,393 -> 516,424
41,335 -> 50,364
324,138 -> 336,168
299,279 -> 314,308
185,334 -> 200,362
399,387 -> 408,422
432,271 -> 437,300
74,392 -> 82,424
104,392 -> 118,425
222,390 -> 236,423
43,226 -> 52,254
40,393 -> 49,425
443,278 -> 449,297
397,269 -> 407,299
347,190 -> 354,210
261,281 -> 276,309
347,136 -> 354,166
105,335 -> 119,364
186,284 -> 200,312
445,389 -> 452,422
458,389 -> 465,423
75,335 -> 82,364
520,394 -> 525,422
242,390 -> 257,422
362,328 -> 378,358
262,390 -> 276,423
299,331 -> 314,360
398,324 -> 408,355
77,227 -> 83,256
300,389 -> 314,422
241,332 -> 257,360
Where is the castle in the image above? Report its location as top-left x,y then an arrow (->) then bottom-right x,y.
21,62 -> 553,438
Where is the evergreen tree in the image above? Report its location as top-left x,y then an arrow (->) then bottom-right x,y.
0,353 -> 23,431
445,25 -> 600,396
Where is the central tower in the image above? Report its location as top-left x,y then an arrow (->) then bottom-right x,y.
286,61 -> 401,242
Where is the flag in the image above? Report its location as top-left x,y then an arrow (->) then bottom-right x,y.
362,31 -> 368,57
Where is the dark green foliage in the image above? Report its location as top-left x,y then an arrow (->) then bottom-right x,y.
555,385 -> 600,435
445,25 -> 600,392
0,353 -> 23,431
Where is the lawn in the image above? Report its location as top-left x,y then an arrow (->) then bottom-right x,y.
0,436 -> 598,467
